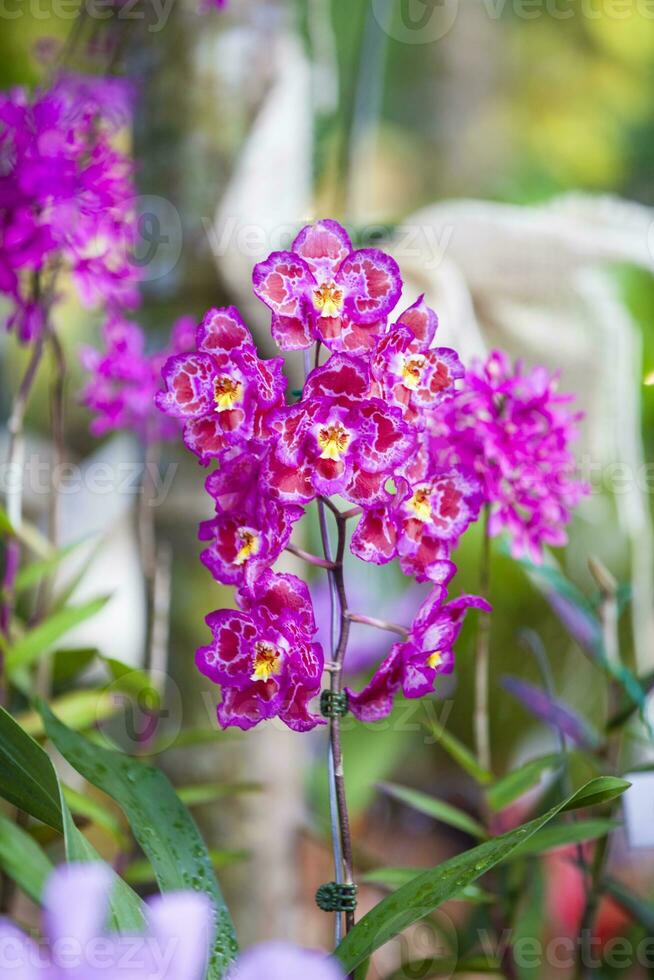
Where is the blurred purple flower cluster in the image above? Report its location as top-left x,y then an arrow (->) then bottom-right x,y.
433,350 -> 588,561
0,74 -> 139,342
81,314 -> 195,442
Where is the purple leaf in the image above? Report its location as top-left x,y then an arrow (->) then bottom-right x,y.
501,676 -> 600,748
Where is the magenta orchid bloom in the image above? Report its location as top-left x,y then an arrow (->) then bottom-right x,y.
199,454 -> 303,588
347,588 -> 491,722
156,306 -> 286,464
0,863 -> 212,979
196,570 -> 325,732
265,353 -> 415,506
433,350 -> 588,561
351,467 -> 483,583
252,219 -> 402,353
370,295 -> 464,425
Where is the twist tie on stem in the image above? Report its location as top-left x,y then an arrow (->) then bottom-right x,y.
320,690 -> 349,718
315,881 -> 358,913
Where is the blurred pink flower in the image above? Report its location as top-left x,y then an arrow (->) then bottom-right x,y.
81,314 -> 195,442
0,74 -> 140,341
432,350 -> 588,561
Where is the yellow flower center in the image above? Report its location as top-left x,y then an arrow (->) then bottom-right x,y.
214,375 -> 242,412
402,354 -> 426,391
234,527 -> 260,566
407,486 -> 432,522
251,641 -> 282,682
426,650 -> 443,669
317,421 -> 351,461
312,281 -> 344,318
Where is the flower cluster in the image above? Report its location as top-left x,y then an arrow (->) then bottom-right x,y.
0,74 -> 139,342
81,314 -> 195,442
431,351 -> 588,561
156,219 -> 583,732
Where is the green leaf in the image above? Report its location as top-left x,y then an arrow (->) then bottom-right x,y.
428,724 -> 493,785
16,689 -> 120,738
508,819 -> 618,859
124,850 -> 249,886
53,648 -> 99,687
57,783 -> 144,932
103,658 -> 161,710
40,701 -> 238,977
513,863 -> 545,980
6,596 -> 110,673
560,776 -> 630,810
177,782 -> 262,807
14,539 -> 88,592
334,778 -> 630,973
0,707 -> 61,830
0,810 -> 53,902
603,876 -> 654,932
353,960 -> 370,980
0,505 -> 14,536
362,869 -> 494,903
0,709 -> 142,931
62,785 -> 128,847
379,782 -> 487,840
487,754 -> 562,812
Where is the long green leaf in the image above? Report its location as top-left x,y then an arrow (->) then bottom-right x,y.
487,754 -> 562,812
0,708 -> 142,930
40,702 -> 238,978
603,876 -> 654,932
17,689 -> 120,738
362,869 -> 494,903
0,811 -> 53,902
0,707 -> 61,829
177,782 -> 262,807
379,782 -> 487,840
334,778 -> 629,973
62,785 -> 128,847
124,849 -> 249,886
14,539 -> 88,592
0,505 -> 14,536
429,724 -> 493,785
58,783 -> 144,932
508,819 -> 618,859
6,596 -> 110,673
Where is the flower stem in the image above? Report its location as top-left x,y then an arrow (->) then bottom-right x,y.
318,499 -> 356,938
347,611 -> 408,637
286,542 -> 336,570
474,503 -> 492,776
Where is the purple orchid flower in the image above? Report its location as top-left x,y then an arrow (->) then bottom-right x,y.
196,570 -> 325,732
156,306 -> 286,465
252,219 -> 402,354
347,586 -> 491,722
0,863 -> 212,979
